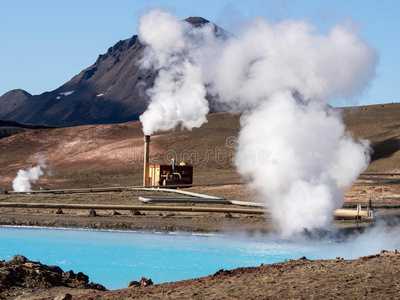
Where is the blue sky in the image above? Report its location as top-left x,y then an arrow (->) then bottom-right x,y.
0,0 -> 398,106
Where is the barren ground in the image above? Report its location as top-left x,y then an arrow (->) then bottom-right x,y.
8,252 -> 400,300
0,103 -> 399,299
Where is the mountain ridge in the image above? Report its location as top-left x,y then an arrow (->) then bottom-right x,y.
0,17 -> 220,127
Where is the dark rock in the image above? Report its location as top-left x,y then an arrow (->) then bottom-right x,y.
139,277 -> 153,287
89,282 -> 107,291
64,270 -> 76,279
0,256 -> 104,298
76,272 -> 89,284
11,255 -> 27,264
127,280 -> 141,288
112,210 -> 121,215
46,265 -> 64,275
298,256 -> 307,261
54,293 -> 72,300
163,213 -> 175,218
88,209 -> 97,217
213,269 -> 232,276
41,271 -> 62,286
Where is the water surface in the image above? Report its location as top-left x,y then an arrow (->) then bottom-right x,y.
0,226 -> 397,289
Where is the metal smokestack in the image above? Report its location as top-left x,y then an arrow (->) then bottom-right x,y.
171,158 -> 175,173
143,135 -> 150,186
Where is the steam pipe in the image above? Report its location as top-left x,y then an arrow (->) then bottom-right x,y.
143,135 -> 150,186
171,158 -> 175,173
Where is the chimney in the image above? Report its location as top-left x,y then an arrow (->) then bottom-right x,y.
171,158 -> 175,173
143,135 -> 150,186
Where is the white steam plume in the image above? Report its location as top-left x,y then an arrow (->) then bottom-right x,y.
137,10 -> 378,236
138,10 -> 221,135
13,154 -> 48,192
234,93 -> 371,236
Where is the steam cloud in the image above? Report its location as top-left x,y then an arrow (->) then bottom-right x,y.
138,10 -> 378,236
13,154 -> 48,192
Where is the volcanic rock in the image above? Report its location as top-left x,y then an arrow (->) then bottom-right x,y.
127,280 -> 141,288
88,209 -> 97,217
76,272 -> 89,284
54,294 -> 72,300
139,277 -> 153,287
0,255 -> 106,299
64,270 -> 76,279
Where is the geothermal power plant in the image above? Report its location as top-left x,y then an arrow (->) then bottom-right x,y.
143,135 -> 193,187
1,131 -> 383,223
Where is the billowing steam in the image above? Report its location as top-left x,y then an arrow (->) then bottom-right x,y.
13,154 -> 48,192
138,10 -> 210,135
138,10 -> 378,236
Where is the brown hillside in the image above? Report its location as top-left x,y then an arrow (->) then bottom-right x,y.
343,102 -> 400,172
0,119 -> 56,139
0,103 -> 399,190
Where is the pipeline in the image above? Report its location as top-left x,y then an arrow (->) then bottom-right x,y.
0,202 -> 264,215
139,196 -> 265,208
3,182 -> 246,195
3,170 -> 396,195
0,202 -> 374,220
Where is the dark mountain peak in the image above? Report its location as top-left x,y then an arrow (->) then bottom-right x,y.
184,17 -> 210,27
0,16 -> 227,127
0,89 -> 32,124
95,35 -> 141,65
1,89 -> 32,98
184,17 -> 231,40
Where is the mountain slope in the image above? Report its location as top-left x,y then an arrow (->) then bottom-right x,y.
0,103 -> 398,190
0,35 -> 153,126
0,89 -> 32,120
0,119 -> 56,139
0,17 -> 224,127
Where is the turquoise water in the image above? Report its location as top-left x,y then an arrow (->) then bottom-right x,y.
0,226 -> 398,289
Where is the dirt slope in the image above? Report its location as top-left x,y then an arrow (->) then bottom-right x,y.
343,102 -> 400,172
0,103 -> 399,190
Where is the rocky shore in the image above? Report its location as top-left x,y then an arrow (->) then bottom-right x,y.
0,255 -> 105,299
1,252 -> 400,299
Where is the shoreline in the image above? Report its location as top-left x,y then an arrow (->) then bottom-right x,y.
0,212 -> 398,299
0,224 -> 228,238
0,211 -> 373,236
2,251 -> 400,299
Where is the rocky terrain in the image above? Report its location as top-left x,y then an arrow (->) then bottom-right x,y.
3,252 -> 400,299
0,102 -> 398,298
0,255 -> 105,299
0,17 -> 226,127
73,251 -> 400,300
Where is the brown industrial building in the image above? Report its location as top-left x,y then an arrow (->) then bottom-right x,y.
149,164 -> 193,186
143,135 -> 193,187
